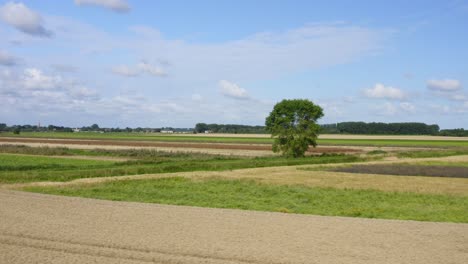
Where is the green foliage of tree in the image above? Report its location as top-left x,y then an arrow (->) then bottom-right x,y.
265,99 -> 324,157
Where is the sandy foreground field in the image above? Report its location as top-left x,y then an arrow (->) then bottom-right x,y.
1,189 -> 467,264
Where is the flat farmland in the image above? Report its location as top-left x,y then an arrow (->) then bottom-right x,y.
1,135 -> 468,264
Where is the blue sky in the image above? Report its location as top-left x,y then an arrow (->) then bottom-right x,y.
0,0 -> 467,128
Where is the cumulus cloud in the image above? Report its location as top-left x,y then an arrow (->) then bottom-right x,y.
427,79 -> 462,92
373,102 -> 416,116
74,0 -> 130,13
137,62 -> 166,76
112,65 -> 139,77
0,21 -> 392,126
0,68 -> 98,100
0,2 -> 52,37
219,80 -> 249,100
399,102 -> 415,112
21,68 -> 62,90
50,64 -> 78,73
0,50 -> 20,66
191,94 -> 203,101
112,62 -> 166,77
363,83 -> 406,100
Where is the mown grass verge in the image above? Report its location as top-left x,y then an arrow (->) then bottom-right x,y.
397,148 -> 468,158
0,153 -> 364,184
24,177 -> 468,223
0,153 -> 117,171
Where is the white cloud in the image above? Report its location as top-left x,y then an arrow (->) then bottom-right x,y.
191,94 -> 203,101
0,50 -> 20,66
50,64 -> 78,73
112,62 -> 167,77
219,80 -> 249,99
74,0 -> 130,13
374,102 -> 416,116
21,68 -> 62,90
399,102 -> 415,112
0,21 -> 393,126
363,83 -> 406,100
137,62 -> 166,77
427,79 -> 462,92
129,23 -> 389,82
379,102 -> 398,115
112,65 -> 139,77
0,2 -> 52,37
450,94 -> 467,101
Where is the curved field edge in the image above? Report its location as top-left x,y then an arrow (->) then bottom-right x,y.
0,153 -> 364,184
23,177 -> 468,223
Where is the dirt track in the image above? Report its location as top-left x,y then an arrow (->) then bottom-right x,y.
1,189 -> 467,264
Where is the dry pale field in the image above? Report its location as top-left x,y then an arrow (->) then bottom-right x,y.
1,189 -> 467,264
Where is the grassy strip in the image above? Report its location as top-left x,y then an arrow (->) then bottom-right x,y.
317,138 -> 468,147
0,153 -> 117,171
3,132 -> 468,147
0,154 -> 363,184
24,177 -> 468,223
397,148 -> 468,158
0,144 -> 234,160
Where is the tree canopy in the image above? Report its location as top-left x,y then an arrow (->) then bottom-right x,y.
265,99 -> 324,157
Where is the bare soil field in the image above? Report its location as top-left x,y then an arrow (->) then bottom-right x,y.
0,137 -> 359,155
332,164 -> 468,178
1,189 -> 467,264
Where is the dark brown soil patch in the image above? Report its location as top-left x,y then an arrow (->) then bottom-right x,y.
0,138 -> 359,154
332,164 -> 468,178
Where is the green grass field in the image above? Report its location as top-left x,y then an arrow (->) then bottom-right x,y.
0,153 -> 117,171
24,177 -> 468,223
0,152 -> 363,184
2,131 -> 468,147
2,143 -> 467,223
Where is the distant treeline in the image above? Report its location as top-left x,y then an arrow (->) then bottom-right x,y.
2,122 -> 467,137
438,128 -> 468,137
320,122 -> 440,135
194,122 -> 467,136
0,123 -> 192,133
194,123 -> 267,134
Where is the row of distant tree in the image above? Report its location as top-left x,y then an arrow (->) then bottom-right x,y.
194,123 -> 266,134
194,122 -> 468,136
320,122 -> 440,135
0,123 -> 192,133
1,122 -> 467,137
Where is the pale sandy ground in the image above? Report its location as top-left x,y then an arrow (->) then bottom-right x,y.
1,189 -> 467,264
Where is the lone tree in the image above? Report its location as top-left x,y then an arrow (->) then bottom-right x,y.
265,99 -> 324,157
